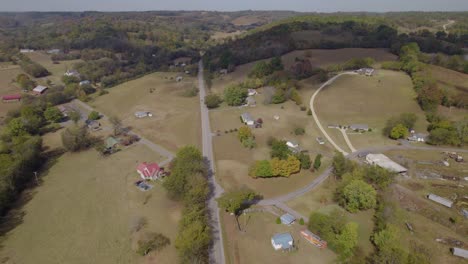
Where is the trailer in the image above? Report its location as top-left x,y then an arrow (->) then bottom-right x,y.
300,230 -> 327,249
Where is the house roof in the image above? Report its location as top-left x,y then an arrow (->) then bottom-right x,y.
137,162 -> 160,178
287,140 -> 299,146
2,94 -> 21,100
33,85 -> 48,93
135,111 -> 150,117
427,194 -> 453,208
272,233 -> 293,249
246,96 -> 256,105
241,113 -> 253,122
105,137 -> 119,148
280,213 -> 296,225
452,247 -> 468,259
366,153 -> 407,173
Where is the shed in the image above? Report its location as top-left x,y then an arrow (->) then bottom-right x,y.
286,140 -> 299,149
2,94 -> 21,102
135,111 -> 152,118
462,209 -> 468,219
64,69 -> 80,77
316,137 -> 325,145
427,193 -> 453,208
79,80 -> 91,86
176,76 -> 183,82
328,124 -> 340,129
32,85 -> 48,95
280,213 -> 296,225
20,49 -> 34,53
248,89 -> 257,96
366,153 -> 407,173
408,133 -> 427,142
105,137 -> 119,150
47,49 -> 60,54
451,247 -> 468,259
86,120 -> 101,131
350,124 -> 369,131
241,113 -> 254,126
271,233 -> 294,251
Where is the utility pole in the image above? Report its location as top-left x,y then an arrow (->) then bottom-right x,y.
34,171 -> 39,185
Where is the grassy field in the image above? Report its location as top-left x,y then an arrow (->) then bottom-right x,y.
90,72 -> 201,153
315,70 -> 428,150
0,65 -> 24,125
222,211 -> 337,264
26,52 -> 82,85
0,143 -> 180,264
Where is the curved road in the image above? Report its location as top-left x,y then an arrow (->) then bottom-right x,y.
198,61 -> 226,264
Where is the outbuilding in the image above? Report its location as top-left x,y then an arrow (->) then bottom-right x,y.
408,133 -> 427,142
135,111 -> 152,118
271,233 -> 294,251
137,162 -> 164,181
427,193 -> 453,208
64,69 -> 80,78
451,247 -> 468,259
32,85 -> 48,95
79,80 -> 91,86
2,94 -> 21,102
350,124 -> 369,132
248,89 -> 257,96
280,213 -> 296,225
366,153 -> 407,173
316,137 -> 325,145
241,113 -> 255,126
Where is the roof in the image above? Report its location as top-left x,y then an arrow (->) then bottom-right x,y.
79,80 -> 90,85
137,162 -> 160,178
350,124 -> 369,130
287,140 -> 299,146
33,85 -> 48,93
86,120 -> 100,128
280,213 -> 296,225
452,247 -> 468,259
135,111 -> 151,117
105,137 -> 119,148
2,94 -> 21,100
272,233 -> 293,249
427,194 -> 453,208
246,96 -> 256,105
366,154 -> 407,173
241,113 -> 253,122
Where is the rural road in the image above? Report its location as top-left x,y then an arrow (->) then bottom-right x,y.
339,128 -> 357,153
443,20 -> 455,33
71,99 -> 175,165
198,61 -> 226,264
309,72 -> 357,155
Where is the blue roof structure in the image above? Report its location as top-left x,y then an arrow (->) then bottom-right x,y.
272,233 -> 293,249
280,213 -> 296,225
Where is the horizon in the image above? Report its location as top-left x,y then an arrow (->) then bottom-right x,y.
1,0 -> 468,13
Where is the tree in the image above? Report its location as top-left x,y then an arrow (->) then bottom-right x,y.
249,160 -> 273,178
313,154 -> 322,170
270,139 -> 291,160
217,188 -> 256,215
204,94 -> 222,109
249,61 -> 273,78
389,124 -> 408,139
384,113 -> 417,136
294,127 -> 305,135
372,225 -> 407,264
136,232 -> 170,256
61,126 -> 94,152
296,152 -> 311,170
307,108 -> 312,115
7,118 -> 28,136
341,180 -> 377,213
270,56 -> 284,71
88,111 -> 100,120
224,85 -> 247,106
332,152 -> 354,178
285,155 -> 301,176
334,222 -> 359,261
44,107 -> 64,123
109,115 -> 123,136
237,126 -> 253,142
68,110 -> 81,124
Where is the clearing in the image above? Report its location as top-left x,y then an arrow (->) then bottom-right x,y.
90,72 -> 201,153
315,70 -> 427,150
0,64 -> 24,125
26,52 -> 82,85
0,143 -> 180,264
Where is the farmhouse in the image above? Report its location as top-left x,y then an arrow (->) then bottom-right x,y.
349,124 -> 369,132
86,120 -> 101,131
134,111 -> 152,118
246,96 -> 256,107
286,140 -> 301,153
366,153 -> 407,173
241,113 -> 255,126
408,133 -> 427,142
271,233 -> 294,251
136,162 -> 164,181
2,94 -> 21,103
64,69 -> 80,78
427,193 -> 453,208
280,213 -> 296,225
32,85 -> 48,95
451,247 -> 468,259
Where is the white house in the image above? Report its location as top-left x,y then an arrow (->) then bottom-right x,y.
64,69 -> 80,78
241,113 -> 255,126
286,140 -> 299,149
79,80 -> 91,86
271,233 -> 294,251
248,89 -> 257,96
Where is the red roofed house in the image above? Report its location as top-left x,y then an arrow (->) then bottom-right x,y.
2,94 -> 21,103
136,162 -> 165,180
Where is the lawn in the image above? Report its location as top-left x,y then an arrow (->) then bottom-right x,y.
90,72 -> 201,153
222,211 -> 337,264
26,52 -> 82,85
0,65 -> 24,125
0,143 -> 180,264
211,87 -> 335,198
315,70 -> 428,150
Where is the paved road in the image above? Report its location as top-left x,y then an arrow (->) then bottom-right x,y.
71,99 -> 174,164
309,72 -> 357,155
198,61 -> 226,264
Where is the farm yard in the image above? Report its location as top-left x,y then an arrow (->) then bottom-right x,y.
221,211 -> 337,264
0,143 -> 179,264
0,64 -> 24,126
315,70 -> 428,150
25,52 -> 82,85
90,72 -> 201,153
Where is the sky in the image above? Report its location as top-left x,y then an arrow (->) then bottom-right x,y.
1,0 -> 468,12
